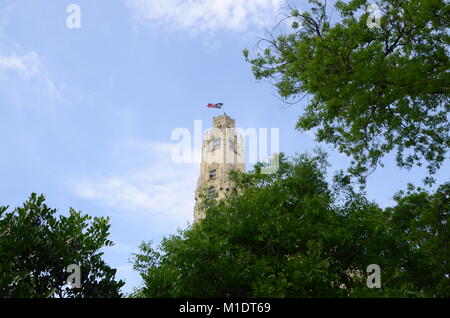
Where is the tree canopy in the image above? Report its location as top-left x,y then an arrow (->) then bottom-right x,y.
132,153 -> 449,297
244,0 -> 449,184
0,194 -> 124,298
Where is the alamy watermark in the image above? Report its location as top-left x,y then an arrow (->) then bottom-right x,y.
66,264 -> 81,289
170,120 -> 280,174
366,4 -> 382,29
366,264 -> 381,288
66,4 -> 81,29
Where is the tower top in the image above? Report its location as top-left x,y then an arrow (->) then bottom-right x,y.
213,113 -> 235,129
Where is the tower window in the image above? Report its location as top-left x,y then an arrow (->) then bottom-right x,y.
208,186 -> 215,197
211,138 -> 221,151
209,169 -> 217,179
228,138 -> 234,151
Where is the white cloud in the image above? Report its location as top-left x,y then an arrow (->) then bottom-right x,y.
72,140 -> 199,227
0,4 -> 62,102
125,0 -> 285,35
0,51 -> 41,79
0,4 -> 41,80
0,46 -> 64,105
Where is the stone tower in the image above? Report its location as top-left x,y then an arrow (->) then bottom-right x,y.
194,114 -> 245,222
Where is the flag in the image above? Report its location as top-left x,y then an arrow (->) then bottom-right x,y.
207,103 -> 224,109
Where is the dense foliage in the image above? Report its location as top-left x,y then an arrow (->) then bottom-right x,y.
132,154 -> 449,297
245,0 -> 449,184
0,194 -> 124,298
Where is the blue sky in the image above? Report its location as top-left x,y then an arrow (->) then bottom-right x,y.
1,0 -> 448,294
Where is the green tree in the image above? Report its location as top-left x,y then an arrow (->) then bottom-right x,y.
244,0 -> 449,184
387,182 -> 450,297
132,153 -> 449,297
0,193 -> 124,298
